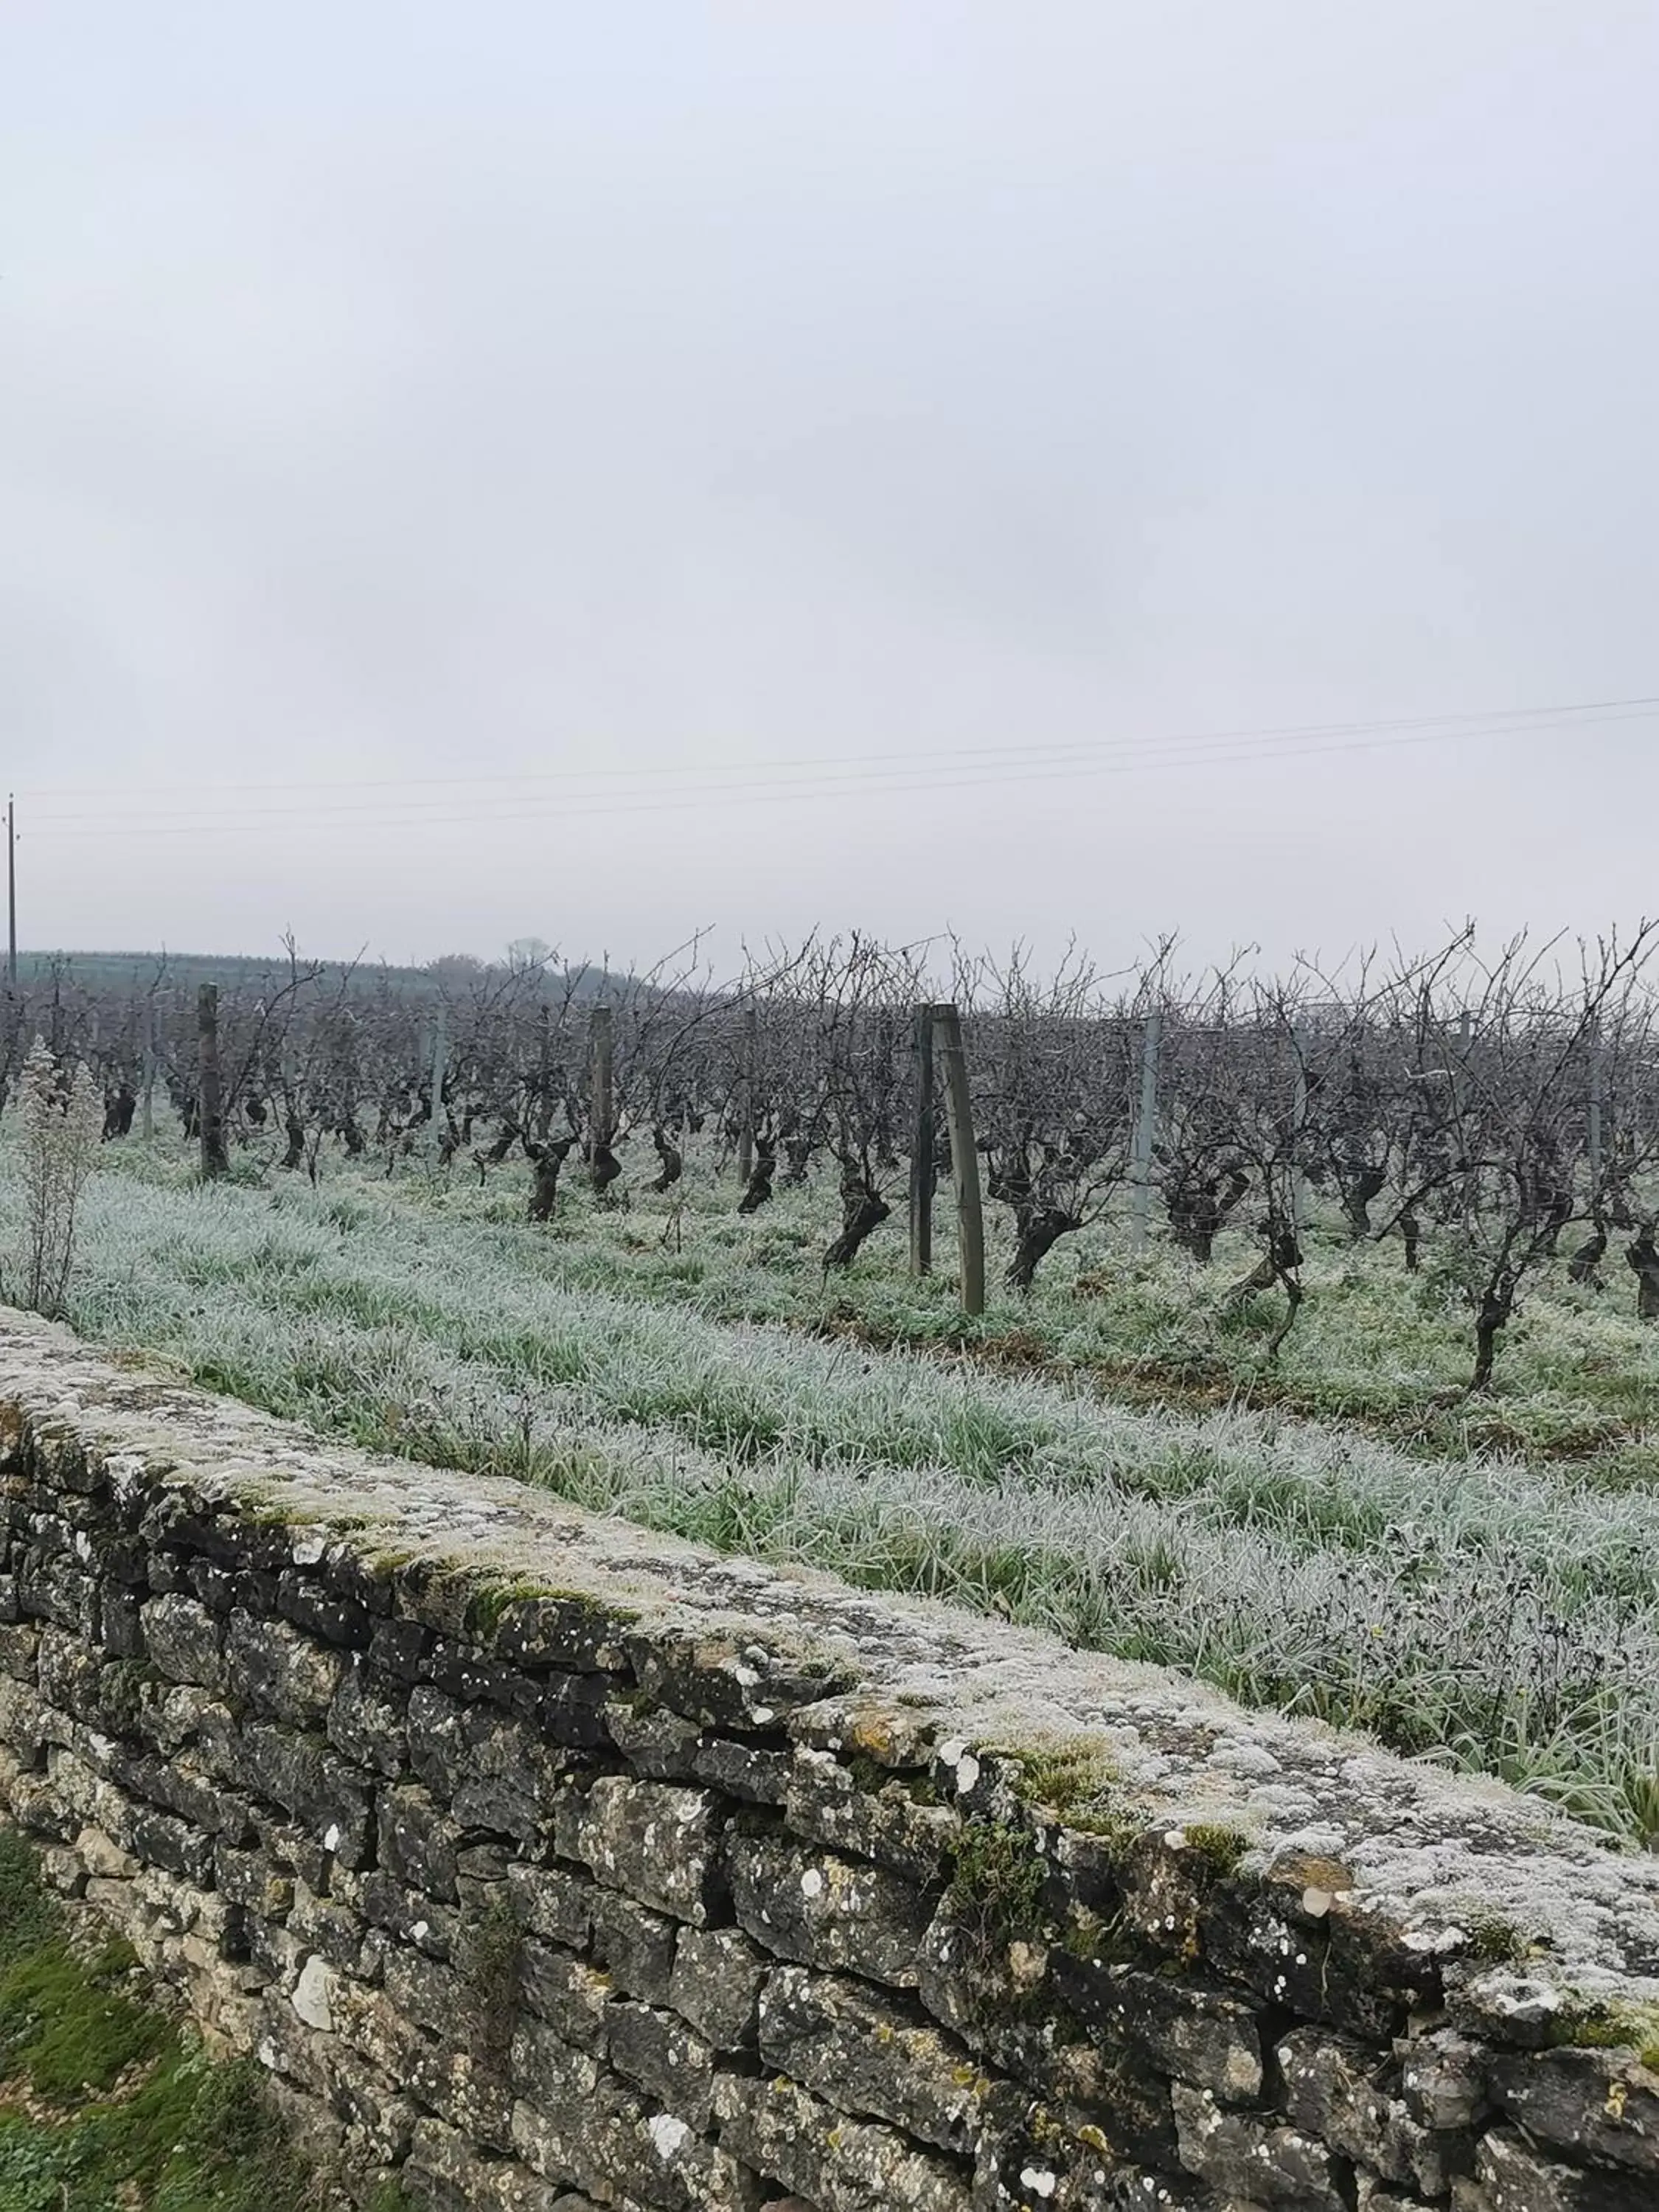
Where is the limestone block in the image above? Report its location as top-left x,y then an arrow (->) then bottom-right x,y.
1051,1952 -> 1263,2102
712,2068 -> 970,2212
1453,2125 -> 1654,2212
576,1777 -> 724,1925
627,1624 -> 855,1733
518,1938 -> 613,2054
326,1655 -> 409,1776
588,1886 -> 680,2005
507,1861 -> 594,1953
757,1962 -> 996,2156
1397,2028 -> 1489,2132
1486,2044 -> 1659,2177
359,1871 -> 459,1961
140,1592 -> 226,1689
1279,2027 -> 1470,2196
1170,2082 -> 1348,2211
784,1745 -> 956,1882
607,2000 -> 717,2131
407,1683 -> 571,1848
379,1784 -> 465,1903
668,1924 -> 768,2051
727,1832 -> 931,1986
224,1609 -> 347,1726
685,1734 -> 793,1809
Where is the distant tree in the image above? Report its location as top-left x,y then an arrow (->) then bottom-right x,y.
507,937 -> 554,973
429,952 -> 486,984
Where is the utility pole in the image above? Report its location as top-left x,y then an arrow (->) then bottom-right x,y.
7,796 -> 15,989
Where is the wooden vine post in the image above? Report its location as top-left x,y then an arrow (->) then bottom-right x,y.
1130,1008 -> 1161,1248
427,1006 -> 448,1167
140,995 -> 156,1144
737,1004 -> 758,1187
588,1004 -> 616,1192
933,1001 -> 984,1316
1289,1023 -> 1310,1235
197,982 -> 228,1180
908,1004 -> 936,1276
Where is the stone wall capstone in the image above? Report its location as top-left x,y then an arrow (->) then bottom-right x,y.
0,1310 -> 1654,2211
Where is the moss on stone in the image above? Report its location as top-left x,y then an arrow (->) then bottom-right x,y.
1057,1904 -> 1139,1969
523,1586 -> 641,1626
1461,1910 -> 1534,1966
947,1819 -> 1048,1961
365,1546 -> 420,1579
613,1683 -> 663,1718
234,1494 -> 318,1531
839,1747 -> 942,1805
1180,1821 -> 1250,1874
984,1736 -> 1122,1823
1058,1801 -> 1146,1848
1548,1996 -> 1659,2071
463,1576 -> 554,1637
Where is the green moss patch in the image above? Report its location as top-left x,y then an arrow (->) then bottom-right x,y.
0,1826 -> 370,2212
947,1819 -> 1048,1960
1548,1995 -> 1659,2073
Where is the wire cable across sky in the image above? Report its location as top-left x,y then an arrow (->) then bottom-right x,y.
18,692 -> 1658,842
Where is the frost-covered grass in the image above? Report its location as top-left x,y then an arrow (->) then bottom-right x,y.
4,1131 -> 1656,1848
88,1123 -> 1659,1467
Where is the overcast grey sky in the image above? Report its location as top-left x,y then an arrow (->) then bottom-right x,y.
4,2 -> 1656,975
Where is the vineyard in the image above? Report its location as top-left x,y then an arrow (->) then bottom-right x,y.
4,929 -> 1659,1850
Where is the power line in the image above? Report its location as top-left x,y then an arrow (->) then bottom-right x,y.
16,689 -> 1659,826
23,703 -> 1652,843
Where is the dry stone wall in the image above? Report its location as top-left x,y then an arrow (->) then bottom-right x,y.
0,1311 -> 1653,2211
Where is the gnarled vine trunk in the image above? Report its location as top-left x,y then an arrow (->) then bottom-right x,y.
1168,1166 -> 1248,1263
738,1139 -> 776,1214
647,1127 -> 683,1193
1399,1208 -> 1422,1273
526,1135 -> 575,1222
1340,1164 -> 1385,1240
822,1159 -> 890,1269
1006,1205 -> 1079,1290
1567,1220 -> 1607,1287
1626,1230 -> 1659,1321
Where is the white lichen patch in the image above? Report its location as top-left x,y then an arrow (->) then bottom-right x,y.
647,2114 -> 691,2160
